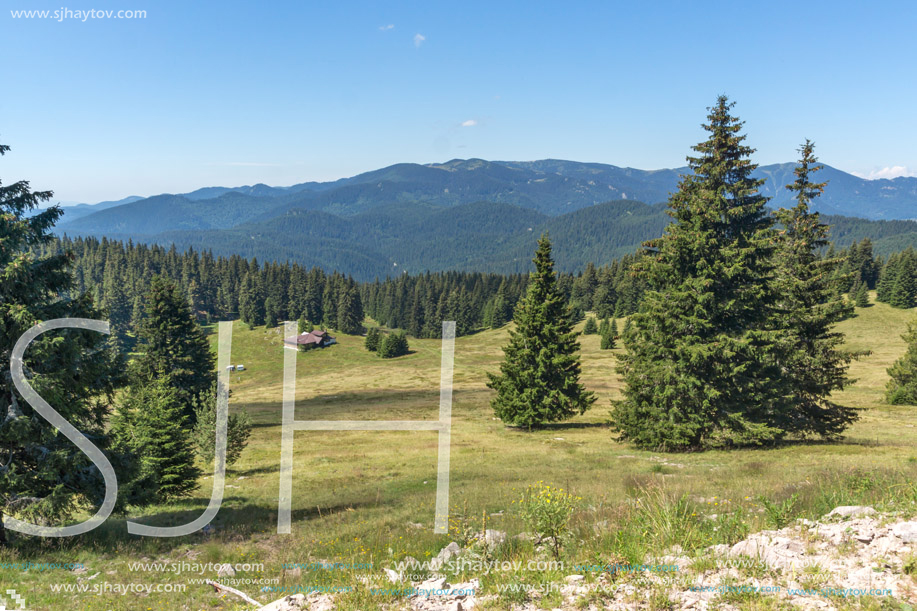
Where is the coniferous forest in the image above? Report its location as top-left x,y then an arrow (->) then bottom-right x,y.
8,1 -> 917,606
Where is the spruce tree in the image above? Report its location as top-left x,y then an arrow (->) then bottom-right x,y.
337,286 -> 364,335
771,141 -> 858,437
365,327 -> 382,352
110,376 -> 200,500
855,282 -> 870,308
887,318 -> 917,405
1,141 -> 126,543
487,235 -> 594,429
264,295 -> 280,328
490,281 -> 510,329
583,316 -> 598,335
598,318 -> 609,336
612,97 -> 783,449
376,330 -> 408,358
600,318 -> 616,350
133,275 -> 215,422
890,252 -> 917,309
190,383 -> 252,468
876,255 -> 898,303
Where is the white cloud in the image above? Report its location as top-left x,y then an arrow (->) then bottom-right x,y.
413,33 -> 426,47
852,165 -> 916,180
379,24 -> 394,31
461,119 -> 477,127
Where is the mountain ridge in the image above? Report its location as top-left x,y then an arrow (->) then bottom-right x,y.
59,159 -> 917,233
52,158 -> 917,280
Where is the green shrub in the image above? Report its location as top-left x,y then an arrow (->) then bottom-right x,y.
759,493 -> 799,529
515,483 -> 579,558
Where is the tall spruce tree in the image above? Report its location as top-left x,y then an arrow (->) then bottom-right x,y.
600,318 -> 616,350
887,318 -> 917,405
336,286 -> 364,335
1,141 -> 125,544
855,283 -> 870,308
771,141 -> 858,437
110,376 -> 200,500
133,275 -> 215,422
487,235 -> 594,429
890,252 -> 917,309
612,97 -> 784,449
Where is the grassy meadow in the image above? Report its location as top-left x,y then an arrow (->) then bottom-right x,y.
3,293 -> 917,610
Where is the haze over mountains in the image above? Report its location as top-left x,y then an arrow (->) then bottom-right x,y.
55,159 -> 917,280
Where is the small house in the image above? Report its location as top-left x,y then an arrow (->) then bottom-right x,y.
283,329 -> 337,350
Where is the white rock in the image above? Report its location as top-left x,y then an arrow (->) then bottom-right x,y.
430,542 -> 461,570
417,576 -> 449,593
564,574 -> 584,583
484,529 -> 506,546
257,594 -> 307,611
892,521 -> 917,542
827,506 -> 877,518
217,563 -> 236,577
384,567 -> 401,583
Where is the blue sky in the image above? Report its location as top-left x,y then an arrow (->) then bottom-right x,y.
2,0 -> 916,203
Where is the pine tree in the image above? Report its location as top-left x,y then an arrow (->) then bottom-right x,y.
855,282 -> 870,308
890,252 -> 917,309
238,273 -> 259,328
490,281 -> 510,329
297,315 -> 313,334
600,318 -> 616,350
110,376 -> 200,500
887,318 -> 917,405
771,141 -> 859,437
264,295 -> 280,328
876,255 -> 898,303
1,141 -> 126,544
598,318 -> 609,336
582,316 -> 598,335
133,275 -> 216,422
487,235 -> 594,429
365,327 -> 382,352
190,383 -> 252,468
612,97 -> 783,449
336,286 -> 364,335
377,330 -> 409,358
394,331 -> 410,357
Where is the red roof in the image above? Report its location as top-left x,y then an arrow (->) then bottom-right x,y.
284,330 -> 334,345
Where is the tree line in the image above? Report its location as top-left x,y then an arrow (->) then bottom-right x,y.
40,236 -> 650,342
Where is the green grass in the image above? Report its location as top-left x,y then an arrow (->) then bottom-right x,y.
3,295 -> 917,609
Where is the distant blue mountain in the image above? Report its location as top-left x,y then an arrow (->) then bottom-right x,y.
52,158 -> 917,278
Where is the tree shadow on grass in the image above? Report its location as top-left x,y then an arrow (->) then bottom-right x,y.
497,421 -> 610,432
537,421 -> 612,431
7,496 -> 377,558
232,464 -> 281,477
